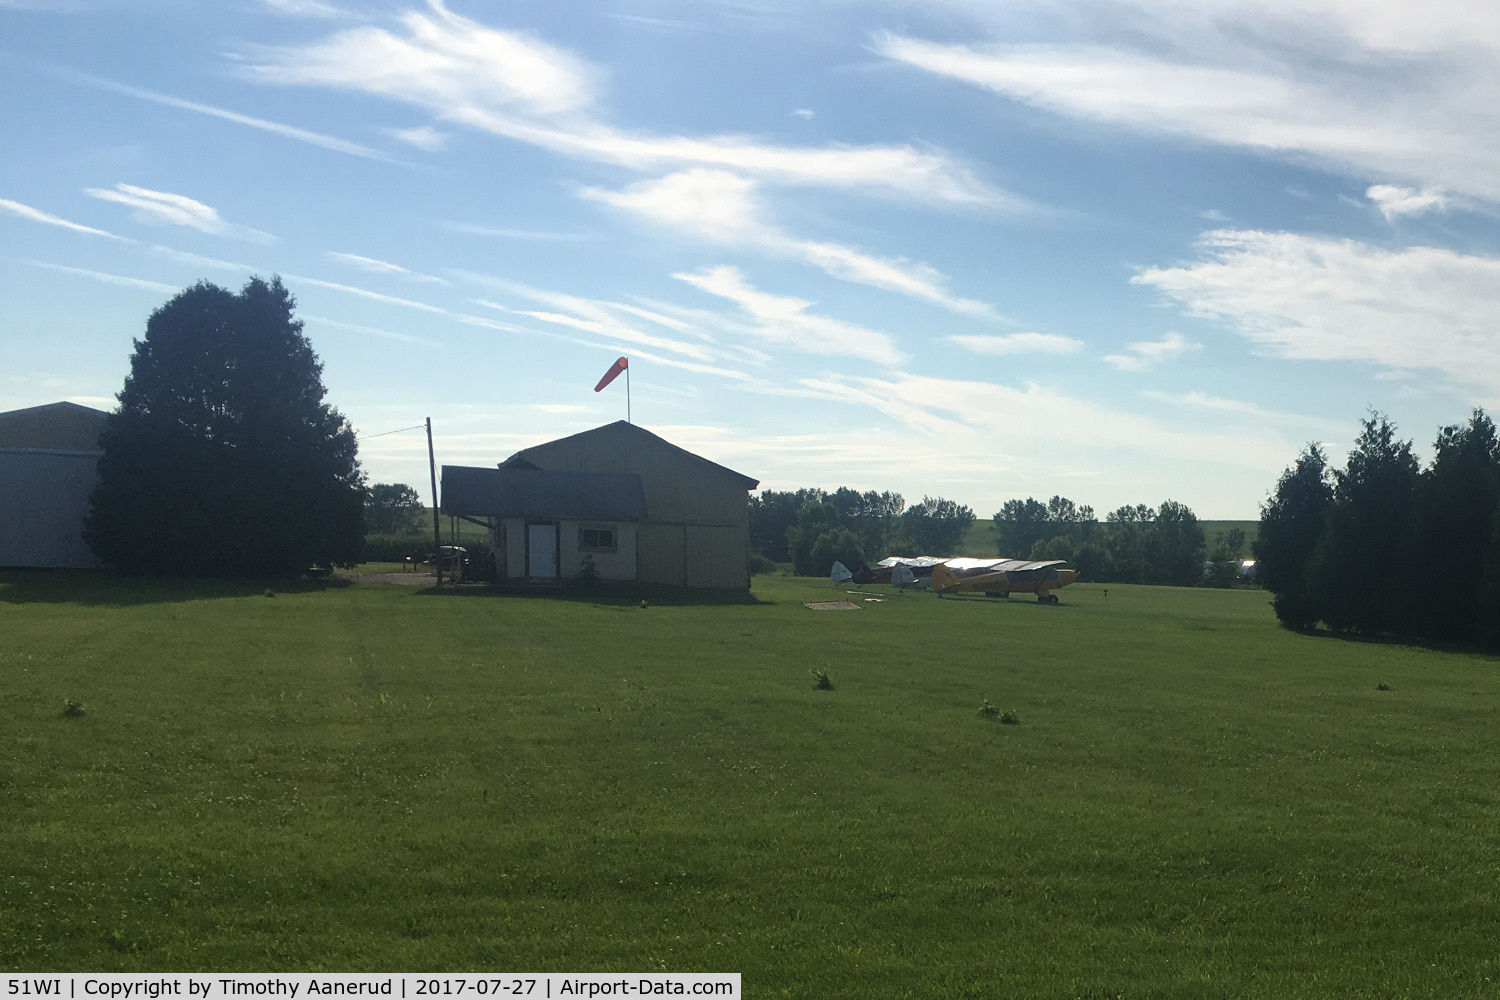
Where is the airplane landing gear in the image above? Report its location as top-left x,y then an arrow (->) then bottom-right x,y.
1037,593 -> 1059,605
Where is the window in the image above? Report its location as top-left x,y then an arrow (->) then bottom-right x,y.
579,525 -> 617,552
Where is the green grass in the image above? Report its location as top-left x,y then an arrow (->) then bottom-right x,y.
959,519 -> 1260,556
3,572 -> 1500,996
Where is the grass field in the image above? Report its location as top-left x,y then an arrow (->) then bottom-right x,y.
4,572 -> 1499,995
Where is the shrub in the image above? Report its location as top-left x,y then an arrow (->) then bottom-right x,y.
810,669 -> 834,691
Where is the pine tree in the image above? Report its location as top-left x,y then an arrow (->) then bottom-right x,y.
1256,444 -> 1334,629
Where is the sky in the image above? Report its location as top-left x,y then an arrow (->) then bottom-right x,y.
3,0 -> 1498,519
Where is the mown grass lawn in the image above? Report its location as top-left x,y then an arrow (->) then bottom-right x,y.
3,572 -> 1499,997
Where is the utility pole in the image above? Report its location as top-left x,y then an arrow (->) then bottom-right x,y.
426,416 -> 442,587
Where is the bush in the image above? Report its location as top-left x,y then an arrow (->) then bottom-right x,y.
749,552 -> 779,576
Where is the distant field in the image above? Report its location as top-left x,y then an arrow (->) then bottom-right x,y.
959,519 -> 1260,557
4,572 -> 1498,995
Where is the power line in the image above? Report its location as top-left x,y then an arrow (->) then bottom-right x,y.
357,423 -> 425,440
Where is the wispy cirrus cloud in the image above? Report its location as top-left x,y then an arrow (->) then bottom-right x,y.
326,250 -> 449,284
454,270 -> 734,362
246,2 -> 1006,205
1134,228 -> 1500,396
260,0 -> 349,19
13,258 -> 177,293
1101,332 -> 1197,372
77,75 -> 397,162
1142,389 -> 1347,434
674,265 -> 907,366
951,332 -> 1083,355
586,169 -> 995,315
0,198 -> 130,241
875,2 -> 1500,204
85,184 -> 273,242
799,369 -> 1294,472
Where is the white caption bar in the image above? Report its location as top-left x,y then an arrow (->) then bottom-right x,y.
3,976 -> 739,1000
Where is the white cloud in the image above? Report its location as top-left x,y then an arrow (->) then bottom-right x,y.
247,5 -> 1006,205
951,332 -> 1083,355
791,108 -> 815,120
1367,184 -> 1449,220
1134,228 -> 1500,395
385,125 -> 449,151
1102,332 -> 1197,372
326,250 -> 449,284
876,16 -> 1500,203
0,198 -> 130,241
674,265 -> 907,366
85,184 -> 273,242
586,169 -> 994,315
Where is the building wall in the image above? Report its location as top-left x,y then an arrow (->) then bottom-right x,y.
0,448 -> 101,568
500,517 -> 638,581
518,424 -> 752,589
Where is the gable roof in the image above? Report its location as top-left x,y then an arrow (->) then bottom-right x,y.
510,421 -> 759,491
441,465 -> 648,521
0,401 -> 109,451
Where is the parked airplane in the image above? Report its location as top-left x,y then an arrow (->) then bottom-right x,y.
929,559 -> 1077,603
835,556 -> 1078,602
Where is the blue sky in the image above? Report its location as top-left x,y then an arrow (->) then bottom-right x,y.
3,0 -> 1498,518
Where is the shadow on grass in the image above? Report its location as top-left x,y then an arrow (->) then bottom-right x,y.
1297,623 -> 1500,659
0,569 -> 350,607
425,580 -> 771,607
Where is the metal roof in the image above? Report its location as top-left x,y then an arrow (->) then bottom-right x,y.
441,465 -> 647,521
509,420 -> 760,491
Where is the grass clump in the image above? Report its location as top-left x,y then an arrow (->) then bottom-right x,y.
810,668 -> 834,691
978,698 -> 1000,720
1377,682 -> 1391,691
60,699 -> 85,718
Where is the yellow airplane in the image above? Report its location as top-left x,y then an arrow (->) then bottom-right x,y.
930,558 -> 1078,604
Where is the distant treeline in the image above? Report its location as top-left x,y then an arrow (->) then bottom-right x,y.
1257,410 -> 1500,644
751,487 -> 1239,585
750,488 -> 977,576
992,496 -> 1236,586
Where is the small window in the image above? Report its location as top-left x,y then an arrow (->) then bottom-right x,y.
579,525 -> 617,552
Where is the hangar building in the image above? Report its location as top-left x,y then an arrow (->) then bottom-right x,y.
0,401 -> 109,568
441,421 -> 759,590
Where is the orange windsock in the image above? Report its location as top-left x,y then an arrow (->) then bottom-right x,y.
593,356 -> 628,392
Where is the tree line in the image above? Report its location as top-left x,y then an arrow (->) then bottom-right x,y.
749,488 -> 976,575
1257,410 -> 1500,644
750,486 -> 1233,585
991,495 -> 1230,586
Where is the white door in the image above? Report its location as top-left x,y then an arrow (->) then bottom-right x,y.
527,522 -> 559,578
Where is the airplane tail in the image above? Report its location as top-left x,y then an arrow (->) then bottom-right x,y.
930,563 -> 958,594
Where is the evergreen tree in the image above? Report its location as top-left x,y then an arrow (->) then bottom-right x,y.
85,277 -> 364,576
1257,445 -> 1334,628
1416,411 -> 1500,639
1308,414 -> 1420,634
